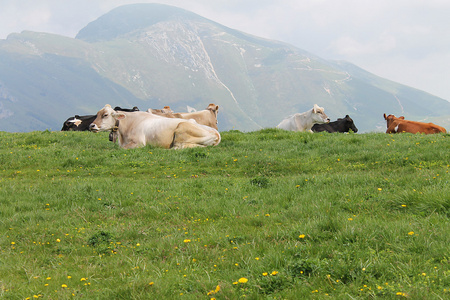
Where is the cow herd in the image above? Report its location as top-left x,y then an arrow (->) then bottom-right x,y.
89,104 -> 220,149
61,104 -> 447,149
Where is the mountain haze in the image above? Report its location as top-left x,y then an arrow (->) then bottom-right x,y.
0,3 -> 449,132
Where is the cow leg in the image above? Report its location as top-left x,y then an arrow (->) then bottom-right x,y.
171,122 -> 220,149
119,135 -> 143,149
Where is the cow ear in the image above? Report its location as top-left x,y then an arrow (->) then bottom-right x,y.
113,112 -> 126,120
313,104 -> 323,113
383,113 -> 387,119
399,116 -> 405,120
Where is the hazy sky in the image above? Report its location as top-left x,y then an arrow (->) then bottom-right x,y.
1,0 -> 449,101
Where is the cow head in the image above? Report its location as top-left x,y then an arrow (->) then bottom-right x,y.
312,104 -> 330,124
344,115 -> 358,133
207,103 -> 219,125
207,103 -> 219,114
383,113 -> 402,129
90,104 -> 125,132
162,106 -> 173,113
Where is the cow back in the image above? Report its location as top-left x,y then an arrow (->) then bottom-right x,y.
311,123 -> 336,133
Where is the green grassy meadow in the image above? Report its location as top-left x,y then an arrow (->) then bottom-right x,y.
0,129 -> 449,299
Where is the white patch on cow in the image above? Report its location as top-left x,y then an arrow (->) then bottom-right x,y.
69,118 -> 82,127
394,125 -> 399,133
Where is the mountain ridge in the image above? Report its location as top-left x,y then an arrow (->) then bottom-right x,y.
0,3 -> 449,132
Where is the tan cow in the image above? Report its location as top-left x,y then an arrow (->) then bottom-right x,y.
90,104 -> 221,149
383,114 -> 447,134
148,106 -> 173,114
149,104 -> 219,130
277,104 -> 330,132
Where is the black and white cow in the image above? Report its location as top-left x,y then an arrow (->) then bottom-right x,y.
312,115 -> 358,133
61,115 -> 96,131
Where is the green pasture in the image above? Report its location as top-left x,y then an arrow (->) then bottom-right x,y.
0,129 -> 449,299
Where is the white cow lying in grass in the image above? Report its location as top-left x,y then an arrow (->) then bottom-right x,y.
90,104 -> 221,149
276,104 -> 330,132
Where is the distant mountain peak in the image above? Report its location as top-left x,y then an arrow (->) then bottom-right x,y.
1,3 -> 449,132
76,3 -> 204,42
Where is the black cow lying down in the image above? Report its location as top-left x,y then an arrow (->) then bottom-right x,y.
312,115 -> 358,133
61,106 -> 139,131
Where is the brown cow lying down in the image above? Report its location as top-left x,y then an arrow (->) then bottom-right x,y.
148,104 -> 219,130
383,114 -> 447,134
90,104 -> 221,149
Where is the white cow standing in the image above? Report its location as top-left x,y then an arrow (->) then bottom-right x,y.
276,104 -> 330,132
90,104 -> 221,149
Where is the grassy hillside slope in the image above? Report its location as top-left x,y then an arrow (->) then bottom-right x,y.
0,130 -> 449,299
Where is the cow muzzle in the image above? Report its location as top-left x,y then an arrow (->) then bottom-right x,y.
89,123 -> 99,132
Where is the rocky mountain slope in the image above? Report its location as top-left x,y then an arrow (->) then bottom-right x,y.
0,3 -> 449,132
